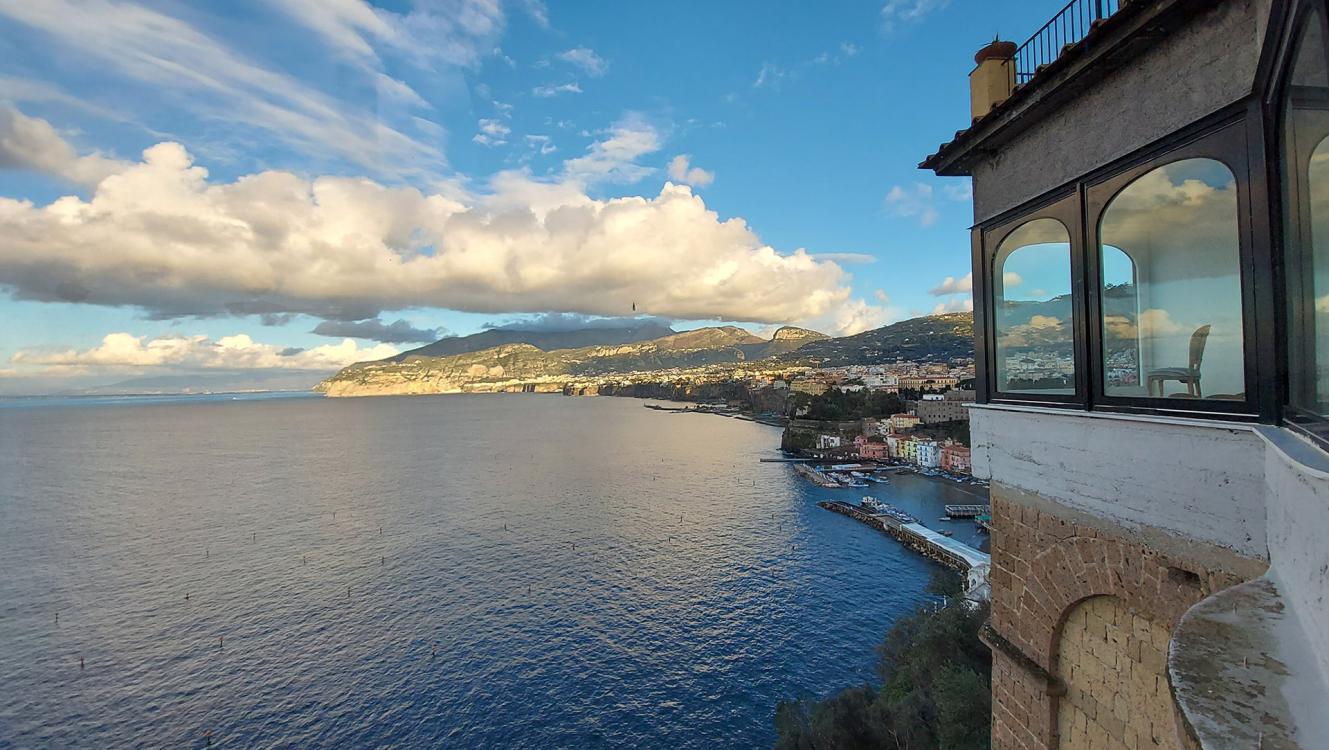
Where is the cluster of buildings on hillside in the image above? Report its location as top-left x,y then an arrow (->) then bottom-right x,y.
811,386 -> 976,474
782,360 -> 975,396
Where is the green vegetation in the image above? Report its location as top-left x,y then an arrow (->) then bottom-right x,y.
774,571 -> 991,750
788,389 -> 906,421
785,312 -> 975,366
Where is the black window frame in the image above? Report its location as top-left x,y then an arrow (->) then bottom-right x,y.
979,191 -> 1086,408
1266,0 -> 1329,446
973,109 -> 1264,421
1083,122 -> 1260,418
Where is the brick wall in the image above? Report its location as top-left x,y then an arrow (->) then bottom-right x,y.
1055,596 -> 1183,749
986,484 -> 1255,749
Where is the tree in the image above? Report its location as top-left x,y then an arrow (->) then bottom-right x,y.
774,570 -> 992,749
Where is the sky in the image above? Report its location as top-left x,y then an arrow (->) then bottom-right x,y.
0,0 -> 1065,394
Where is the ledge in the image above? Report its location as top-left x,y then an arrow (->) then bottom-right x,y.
1169,575 -> 1329,749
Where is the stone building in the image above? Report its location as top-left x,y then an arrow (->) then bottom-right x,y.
912,388 -> 977,424
922,1 -> 1329,747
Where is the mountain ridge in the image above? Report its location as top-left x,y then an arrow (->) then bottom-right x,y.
316,312 -> 975,397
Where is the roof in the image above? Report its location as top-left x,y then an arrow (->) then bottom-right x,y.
920,0 -> 1206,176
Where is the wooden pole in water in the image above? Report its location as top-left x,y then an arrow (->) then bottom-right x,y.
218,636 -> 223,649
79,656 -> 84,670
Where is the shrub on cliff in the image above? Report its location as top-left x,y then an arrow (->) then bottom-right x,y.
774,571 -> 991,749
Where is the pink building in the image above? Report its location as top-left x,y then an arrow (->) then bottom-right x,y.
940,444 -> 972,475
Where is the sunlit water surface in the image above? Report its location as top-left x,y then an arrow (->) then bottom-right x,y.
0,393 -> 986,748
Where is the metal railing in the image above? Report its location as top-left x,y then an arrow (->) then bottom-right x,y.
1013,0 -> 1123,83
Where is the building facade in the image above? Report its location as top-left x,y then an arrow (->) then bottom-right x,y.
923,1 -> 1329,747
941,443 -> 972,474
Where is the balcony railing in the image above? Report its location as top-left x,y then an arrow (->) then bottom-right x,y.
1014,0 -> 1122,84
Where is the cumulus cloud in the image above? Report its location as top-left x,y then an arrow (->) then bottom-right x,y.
929,272 -> 973,296
556,46 -> 608,77
11,332 -> 396,373
0,105 -> 129,186
524,134 -> 556,155
1002,271 -> 1023,288
533,82 -> 582,97
311,317 -> 444,343
0,108 -> 875,330
667,154 -> 714,187
884,183 -> 939,226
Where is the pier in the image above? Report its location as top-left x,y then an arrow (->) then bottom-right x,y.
818,500 -> 990,574
943,504 -> 989,519
794,463 -> 840,488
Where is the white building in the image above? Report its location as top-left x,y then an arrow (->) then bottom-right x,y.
914,439 -> 940,468
815,434 -> 841,450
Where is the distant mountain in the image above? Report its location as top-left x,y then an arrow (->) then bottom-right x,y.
784,312 -> 975,366
392,322 -> 676,361
317,324 -> 827,397
65,370 -> 331,396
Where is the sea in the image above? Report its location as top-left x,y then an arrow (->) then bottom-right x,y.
0,392 -> 988,748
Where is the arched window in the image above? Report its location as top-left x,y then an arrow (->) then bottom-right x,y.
992,218 -> 1074,394
1281,5 -> 1329,427
1098,159 -> 1245,400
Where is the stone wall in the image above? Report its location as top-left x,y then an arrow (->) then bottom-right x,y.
986,487 -> 1252,749
1055,596 -> 1182,750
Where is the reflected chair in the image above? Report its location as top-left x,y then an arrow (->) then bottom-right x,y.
1147,324 -> 1211,397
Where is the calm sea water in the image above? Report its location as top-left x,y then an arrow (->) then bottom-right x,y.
0,393 -> 986,748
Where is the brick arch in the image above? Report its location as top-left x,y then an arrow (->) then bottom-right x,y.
1015,534 -> 1197,669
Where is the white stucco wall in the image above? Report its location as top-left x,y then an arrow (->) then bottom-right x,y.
1258,427 -> 1329,686
972,403 -> 1329,693
970,404 -> 1268,560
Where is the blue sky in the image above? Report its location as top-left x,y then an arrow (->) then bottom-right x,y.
0,0 -> 1063,393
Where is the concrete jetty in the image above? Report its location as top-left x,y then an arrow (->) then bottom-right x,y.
818,500 -> 991,575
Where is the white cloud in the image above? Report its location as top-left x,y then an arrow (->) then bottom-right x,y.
874,289 -> 891,304
667,154 -> 715,187
0,0 -> 441,177
840,42 -> 861,57
931,297 -> 973,315
0,110 -> 877,329
929,272 -> 973,296
556,46 -> 608,77
562,114 -> 660,183
1002,271 -> 1023,288
11,332 -> 397,373
810,253 -> 876,264
270,0 -> 504,70
885,183 -> 939,226
830,299 -> 891,336
880,0 -> 950,31
0,105 -> 129,186
754,62 -> 784,88
472,118 -> 511,146
943,181 -> 972,201
524,134 -> 557,155
533,82 -> 582,97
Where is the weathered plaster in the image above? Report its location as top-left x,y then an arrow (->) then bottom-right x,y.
970,404 -> 1268,560
972,0 -> 1268,222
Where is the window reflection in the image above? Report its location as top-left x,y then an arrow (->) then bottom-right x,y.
993,218 -> 1075,394
1099,158 -> 1244,400
1282,7 -> 1329,422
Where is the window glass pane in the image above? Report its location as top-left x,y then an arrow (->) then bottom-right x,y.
993,218 -> 1075,394
1099,158 -> 1244,400
1282,7 -> 1329,421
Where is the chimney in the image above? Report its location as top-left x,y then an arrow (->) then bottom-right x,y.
970,39 -> 1017,121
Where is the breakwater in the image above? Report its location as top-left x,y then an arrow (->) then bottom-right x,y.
818,500 -> 990,573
